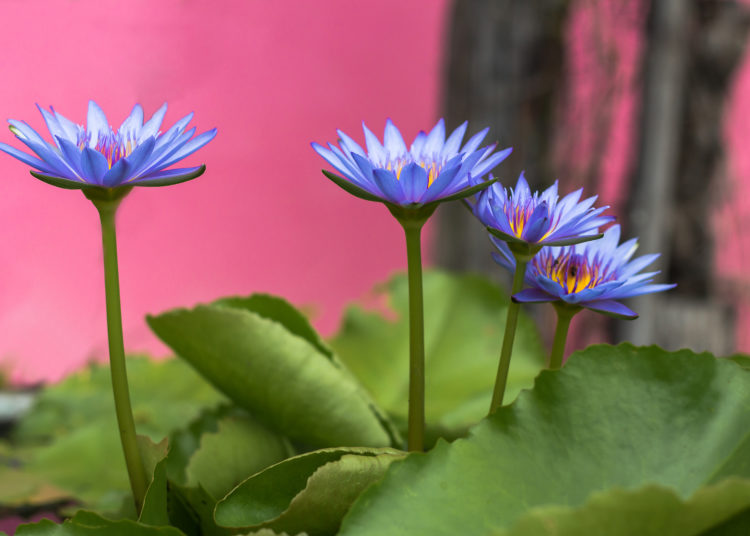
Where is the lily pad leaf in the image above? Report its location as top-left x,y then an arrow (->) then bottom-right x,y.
14,510 -> 184,535
137,436 -> 170,526
726,353 -> 750,369
165,405 -> 228,487
215,447 -> 404,536
166,483 -> 233,536
147,299 -> 398,448
328,270 -> 545,441
339,345 -> 750,535
162,405 -> 293,535
185,410 -> 294,500
213,294 -> 333,360
502,478 -> 750,536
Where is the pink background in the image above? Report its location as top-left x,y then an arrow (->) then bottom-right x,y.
0,0 -> 449,383
4,1 -> 750,384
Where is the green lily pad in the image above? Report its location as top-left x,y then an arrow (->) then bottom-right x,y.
147,295 -> 398,448
166,482 -> 231,536
13,510 -> 184,535
502,478 -> 750,535
185,410 -> 294,500
328,270 -> 545,440
153,404 -> 293,536
339,345 -> 750,535
137,436 -> 170,527
215,447 -> 404,536
726,353 -> 750,369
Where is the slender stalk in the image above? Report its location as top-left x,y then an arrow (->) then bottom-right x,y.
402,221 -> 426,452
549,304 -> 580,370
488,258 -> 528,414
92,195 -> 147,512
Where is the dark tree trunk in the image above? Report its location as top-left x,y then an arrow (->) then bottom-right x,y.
437,0 -> 749,354
435,0 -> 571,276
619,0 -> 749,354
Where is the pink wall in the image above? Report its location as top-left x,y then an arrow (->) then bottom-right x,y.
0,0 -> 449,383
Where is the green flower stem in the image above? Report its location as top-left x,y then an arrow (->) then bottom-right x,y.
389,203 -> 435,453
488,257 -> 528,414
402,220 -> 426,452
88,189 -> 146,512
549,303 -> 581,370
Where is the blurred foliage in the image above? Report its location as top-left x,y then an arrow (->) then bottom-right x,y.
8,273 -> 748,535
2,270 -> 543,533
0,357 -> 227,514
328,270 -> 546,443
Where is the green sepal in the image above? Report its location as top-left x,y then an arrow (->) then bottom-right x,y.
541,232 -> 605,247
321,170 -> 383,202
167,482 -> 234,536
487,226 -> 528,245
82,185 -> 133,206
551,301 -> 583,318
487,227 -> 605,251
487,226 -> 556,260
388,178 -> 500,219
386,202 -> 437,228
133,165 -> 206,187
30,171 -> 93,190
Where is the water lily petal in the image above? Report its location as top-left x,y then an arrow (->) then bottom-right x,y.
419,163 -> 460,203
363,122 -> 386,164
102,157 -> 132,187
314,118 -> 508,208
383,119 -> 408,157
585,299 -> 638,319
81,147 -> 109,185
139,103 -> 168,141
119,104 -> 144,137
512,288 -> 555,303
37,105 -> 73,145
442,121 -> 467,157
56,137 -> 85,178
86,100 -> 109,146
423,118 -> 446,156
372,168 -> 404,203
337,129 -> 367,157
0,141 -> 57,173
400,162 -> 428,202
461,126 -> 489,154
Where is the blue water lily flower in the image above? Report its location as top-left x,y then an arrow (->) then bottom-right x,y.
0,101 -> 217,190
507,224 -> 676,319
312,118 -> 511,208
473,172 -> 614,253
